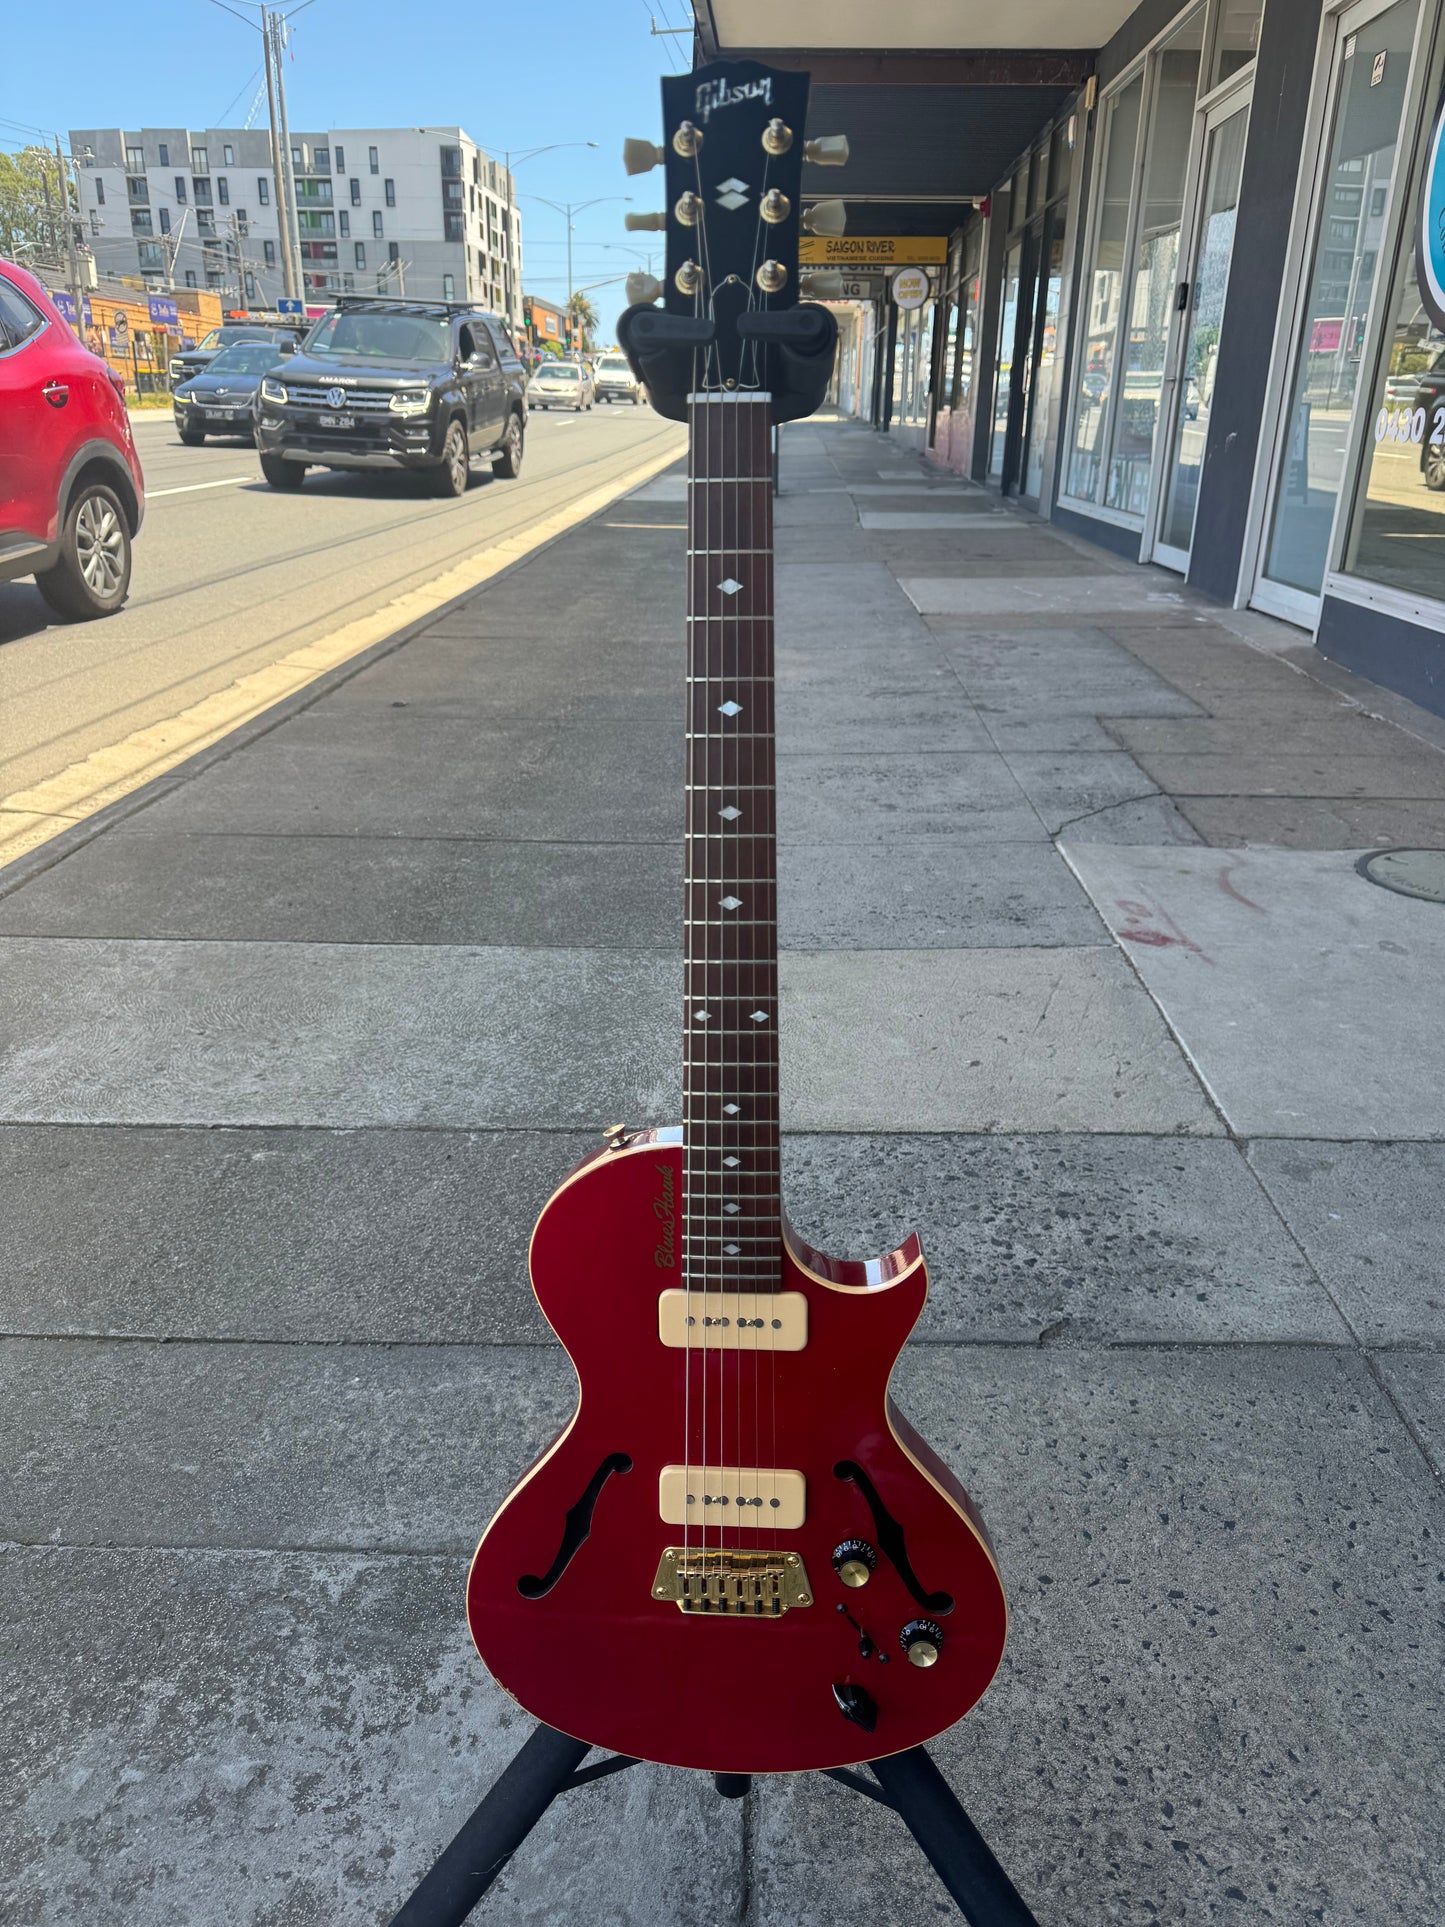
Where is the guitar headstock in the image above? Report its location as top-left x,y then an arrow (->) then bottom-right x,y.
616,59 -> 846,422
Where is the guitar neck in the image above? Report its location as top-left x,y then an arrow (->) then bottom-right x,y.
682,390 -> 780,1292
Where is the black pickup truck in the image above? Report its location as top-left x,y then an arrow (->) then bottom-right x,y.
253,297 -> 527,495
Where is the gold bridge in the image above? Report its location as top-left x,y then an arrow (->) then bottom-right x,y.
657,1289 -> 808,1351
652,1547 -> 814,1616
658,1464 -> 806,1529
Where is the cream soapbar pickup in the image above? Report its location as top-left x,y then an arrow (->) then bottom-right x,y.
658,1465 -> 807,1530
657,1289 -> 808,1350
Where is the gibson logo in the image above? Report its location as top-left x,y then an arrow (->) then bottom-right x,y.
695,75 -> 772,123
653,1162 -> 676,1269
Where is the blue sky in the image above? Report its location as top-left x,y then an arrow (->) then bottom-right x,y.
3,0 -> 688,314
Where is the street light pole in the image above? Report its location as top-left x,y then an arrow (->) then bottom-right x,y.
525,194 -> 631,352
498,142 -> 598,338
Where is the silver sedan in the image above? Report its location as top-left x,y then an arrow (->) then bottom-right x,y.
527,360 -> 593,411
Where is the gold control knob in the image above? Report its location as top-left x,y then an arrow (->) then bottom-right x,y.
832,1539 -> 876,1588
672,120 -> 703,158
602,1122 -> 632,1149
762,118 -> 793,155
901,1618 -> 944,1668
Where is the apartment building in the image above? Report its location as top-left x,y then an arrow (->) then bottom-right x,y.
69,124 -> 522,326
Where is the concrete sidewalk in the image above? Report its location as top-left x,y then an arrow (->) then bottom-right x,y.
2,418 -> 1443,1924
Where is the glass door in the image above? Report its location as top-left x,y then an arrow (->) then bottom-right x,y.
989,241 -> 1023,477
1152,90 -> 1252,567
1022,205 -> 1070,500
1253,0 -> 1421,621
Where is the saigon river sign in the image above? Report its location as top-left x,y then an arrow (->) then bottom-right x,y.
800,236 -> 948,267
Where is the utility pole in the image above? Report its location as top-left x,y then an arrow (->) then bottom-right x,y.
269,10 -> 306,301
261,6 -> 298,302
56,137 -> 87,344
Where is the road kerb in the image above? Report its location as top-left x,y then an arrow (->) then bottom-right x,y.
0,439 -> 682,870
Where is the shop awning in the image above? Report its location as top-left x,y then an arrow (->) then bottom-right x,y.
701,0 -> 1134,49
694,4 -> 1105,222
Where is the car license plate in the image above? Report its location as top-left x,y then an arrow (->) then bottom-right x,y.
212,409 -> 235,420
319,412 -> 354,428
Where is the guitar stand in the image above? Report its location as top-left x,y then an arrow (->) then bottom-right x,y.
387,1720 -> 1042,1927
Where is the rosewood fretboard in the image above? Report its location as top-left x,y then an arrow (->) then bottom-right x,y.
682,391 -> 780,1294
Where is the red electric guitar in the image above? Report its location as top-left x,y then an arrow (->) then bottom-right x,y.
467,59 -> 1008,1775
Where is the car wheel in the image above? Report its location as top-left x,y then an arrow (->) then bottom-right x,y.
260,454 -> 306,491
492,412 -> 524,480
179,428 -> 206,446
431,420 -> 470,497
34,481 -> 132,621
1425,445 -> 1445,492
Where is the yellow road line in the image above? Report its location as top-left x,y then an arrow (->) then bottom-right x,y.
0,440 -> 682,872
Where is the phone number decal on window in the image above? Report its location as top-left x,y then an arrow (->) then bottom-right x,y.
1375,404 -> 1445,445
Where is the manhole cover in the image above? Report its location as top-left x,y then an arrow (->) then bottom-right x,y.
1357,848 -> 1445,903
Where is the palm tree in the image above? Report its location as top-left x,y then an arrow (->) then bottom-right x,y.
567,291 -> 599,351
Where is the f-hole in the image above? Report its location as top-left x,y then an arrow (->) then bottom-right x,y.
518,1453 -> 633,1599
834,1460 -> 954,1616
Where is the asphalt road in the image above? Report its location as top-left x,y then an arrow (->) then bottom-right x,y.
0,400 -> 684,802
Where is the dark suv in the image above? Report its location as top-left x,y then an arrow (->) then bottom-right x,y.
254,298 -> 526,495
168,322 -> 304,388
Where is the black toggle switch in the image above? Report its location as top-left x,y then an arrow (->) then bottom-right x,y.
832,1682 -> 878,1733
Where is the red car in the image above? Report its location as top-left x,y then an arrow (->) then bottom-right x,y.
0,260 -> 145,620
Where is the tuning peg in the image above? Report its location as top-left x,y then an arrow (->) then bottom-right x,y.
803,199 -> 847,237
756,260 -> 787,294
623,138 -> 666,175
760,189 -> 790,226
672,121 -> 703,158
762,118 -> 793,156
675,260 -> 703,295
626,211 -> 667,232
804,135 -> 850,167
675,191 -> 702,227
801,271 -> 845,299
626,272 -> 663,305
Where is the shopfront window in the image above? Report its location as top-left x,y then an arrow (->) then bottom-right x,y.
1106,13 -> 1205,514
1345,28 -> 1445,599
1208,0 -> 1264,90
990,242 -> 1023,475
1062,74 -> 1144,503
1025,206 -> 1072,499
1261,0 -> 1419,601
